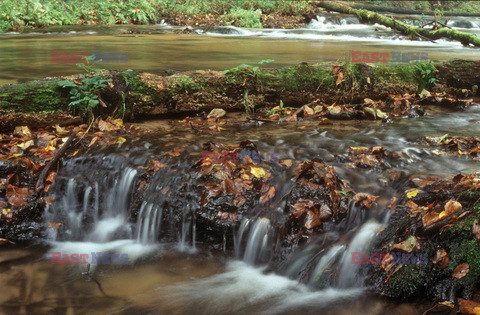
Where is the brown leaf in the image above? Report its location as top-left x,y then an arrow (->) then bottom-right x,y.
43,196 -> 55,205
457,299 -> 480,315
291,199 -> 315,218
149,159 -> 167,172
233,196 -> 247,208
46,172 -> 56,184
473,219 -> 480,241
279,159 -> 292,167
318,203 -> 333,221
452,263 -> 469,279
405,200 -> 418,209
304,210 -> 321,229
392,236 -> 417,253
224,178 -> 241,196
353,193 -> 377,209
444,200 -> 462,216
433,249 -> 449,269
47,222 -> 63,229
260,186 -> 276,204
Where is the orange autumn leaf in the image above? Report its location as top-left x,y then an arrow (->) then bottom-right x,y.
47,222 -> 63,229
452,263 -> 469,279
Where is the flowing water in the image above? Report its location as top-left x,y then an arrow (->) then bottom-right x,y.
2,105 -> 480,314
1,14 -> 480,84
2,11 -> 480,314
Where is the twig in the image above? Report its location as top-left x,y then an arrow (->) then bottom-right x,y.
36,132 -> 77,192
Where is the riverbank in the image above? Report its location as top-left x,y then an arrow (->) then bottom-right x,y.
1,60 -> 478,130
1,60 -> 480,312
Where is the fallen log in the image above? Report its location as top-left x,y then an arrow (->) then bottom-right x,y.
317,1 -> 480,47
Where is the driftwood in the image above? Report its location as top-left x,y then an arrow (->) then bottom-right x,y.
36,132 -> 77,192
317,1 -> 480,47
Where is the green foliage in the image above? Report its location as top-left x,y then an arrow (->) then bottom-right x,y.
372,64 -> 418,85
0,0 -> 316,31
279,64 -> 335,91
449,240 -> 480,278
58,76 -> 112,121
224,59 -> 277,92
387,264 -> 425,297
266,99 -> 292,116
222,8 -> 262,28
415,61 -> 438,92
169,76 -> 200,94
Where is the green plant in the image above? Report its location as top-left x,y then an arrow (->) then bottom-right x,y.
224,59 -> 277,92
279,64 -> 335,91
415,61 -> 438,92
58,75 -> 112,122
265,100 -> 293,116
169,76 -> 200,94
222,8 -> 262,28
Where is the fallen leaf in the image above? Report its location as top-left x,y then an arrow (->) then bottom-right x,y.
46,172 -> 56,183
233,196 -> 246,207
304,210 -> 321,229
319,203 -> 333,220
457,299 -> 480,315
473,219 -> 480,241
260,186 -> 276,204
47,222 -> 63,229
116,137 -> 127,144
17,140 -> 34,150
392,235 -> 417,253
353,193 -> 377,209
452,263 -> 469,279
279,159 -> 292,167
433,249 -> 449,268
406,189 -> 419,199
443,200 -> 462,217
250,166 -> 266,178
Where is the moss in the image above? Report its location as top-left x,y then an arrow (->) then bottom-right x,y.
169,76 -> 200,94
0,81 -> 63,113
387,264 -> 426,297
279,64 -> 335,91
449,240 -> 480,278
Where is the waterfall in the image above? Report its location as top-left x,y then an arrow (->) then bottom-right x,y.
45,166 -> 138,242
235,218 -> 273,265
337,221 -> 383,288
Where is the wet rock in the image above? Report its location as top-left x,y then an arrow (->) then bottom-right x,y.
207,108 -> 226,119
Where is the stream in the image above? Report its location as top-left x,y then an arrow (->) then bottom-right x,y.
1,12 -> 480,315
2,105 -> 480,314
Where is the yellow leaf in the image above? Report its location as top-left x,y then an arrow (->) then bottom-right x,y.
116,137 -> 126,144
17,140 -> 34,150
250,167 -> 266,178
8,153 -> 23,159
114,118 -> 124,126
407,189 -> 418,199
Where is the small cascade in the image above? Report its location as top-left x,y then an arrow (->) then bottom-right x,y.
136,202 -> 163,244
337,221 -> 383,288
45,162 -> 138,243
235,218 -> 274,265
309,245 -> 346,285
